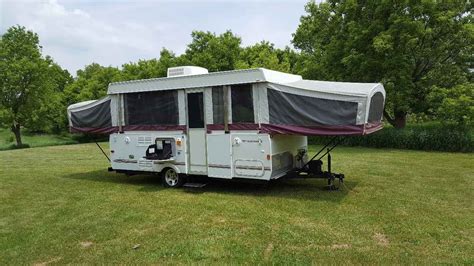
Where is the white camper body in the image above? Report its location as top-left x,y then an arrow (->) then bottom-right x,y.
109,131 -> 306,181
68,67 -> 386,185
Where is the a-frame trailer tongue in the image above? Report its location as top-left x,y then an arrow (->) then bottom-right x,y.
288,136 -> 346,190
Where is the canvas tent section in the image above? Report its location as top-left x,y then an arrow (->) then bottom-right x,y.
67,68 -> 385,136
67,92 -> 186,134
256,80 -> 385,135
67,96 -> 117,134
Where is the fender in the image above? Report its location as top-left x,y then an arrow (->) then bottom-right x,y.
156,163 -> 183,174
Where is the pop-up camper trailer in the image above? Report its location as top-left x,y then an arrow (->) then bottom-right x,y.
68,66 -> 385,187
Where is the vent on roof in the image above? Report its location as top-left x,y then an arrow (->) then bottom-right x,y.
167,66 -> 208,77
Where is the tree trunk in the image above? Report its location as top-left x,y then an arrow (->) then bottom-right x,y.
384,109 -> 407,129
11,123 -> 22,146
393,111 -> 407,129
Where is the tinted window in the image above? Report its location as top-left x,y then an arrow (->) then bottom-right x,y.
124,90 -> 178,125
212,86 -> 225,124
231,84 -> 254,123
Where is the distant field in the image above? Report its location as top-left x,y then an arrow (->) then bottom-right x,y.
0,128 -> 78,150
0,143 -> 472,264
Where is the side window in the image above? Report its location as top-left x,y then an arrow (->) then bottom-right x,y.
212,86 -> 225,124
124,90 -> 178,125
231,84 -> 254,123
368,92 -> 384,123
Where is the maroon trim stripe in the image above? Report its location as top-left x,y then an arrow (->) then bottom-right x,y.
122,125 -> 186,131
70,125 -> 186,134
206,123 -> 260,131
207,122 -> 383,136
153,161 -> 186,165
72,122 -> 383,136
208,164 -> 231,169
113,159 -> 138,164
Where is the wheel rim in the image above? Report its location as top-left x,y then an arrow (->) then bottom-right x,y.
164,169 -> 178,186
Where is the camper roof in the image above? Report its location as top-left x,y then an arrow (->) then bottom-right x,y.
283,80 -> 384,98
107,68 -> 302,94
107,68 -> 383,99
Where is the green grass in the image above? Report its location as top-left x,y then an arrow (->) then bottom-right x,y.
0,128 -> 79,150
0,144 -> 472,264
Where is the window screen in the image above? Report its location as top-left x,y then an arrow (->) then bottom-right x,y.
124,90 -> 178,125
212,86 -> 225,124
268,88 -> 358,126
231,84 -> 254,123
368,92 -> 384,123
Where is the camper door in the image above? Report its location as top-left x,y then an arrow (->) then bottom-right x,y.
186,90 -> 207,174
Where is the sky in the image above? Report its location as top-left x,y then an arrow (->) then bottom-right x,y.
0,0 -> 311,74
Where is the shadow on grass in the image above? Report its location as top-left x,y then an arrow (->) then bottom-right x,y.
64,170 -> 357,202
64,170 -> 163,188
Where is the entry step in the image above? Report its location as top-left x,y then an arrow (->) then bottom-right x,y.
183,183 -> 207,188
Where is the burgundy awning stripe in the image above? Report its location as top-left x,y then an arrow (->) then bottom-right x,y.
71,122 -> 383,136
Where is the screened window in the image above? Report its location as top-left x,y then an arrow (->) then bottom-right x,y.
368,92 -> 384,123
124,90 -> 178,125
212,86 -> 225,124
231,84 -> 254,123
267,88 -> 358,126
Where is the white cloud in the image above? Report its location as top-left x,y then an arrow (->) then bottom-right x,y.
1,0 -> 308,74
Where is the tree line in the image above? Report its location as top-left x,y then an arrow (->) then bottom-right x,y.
1,1 -> 472,146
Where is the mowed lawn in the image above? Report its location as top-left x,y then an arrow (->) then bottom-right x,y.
0,143 -> 472,264
0,128 -> 78,151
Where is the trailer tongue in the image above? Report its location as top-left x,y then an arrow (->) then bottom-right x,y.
289,136 -> 346,190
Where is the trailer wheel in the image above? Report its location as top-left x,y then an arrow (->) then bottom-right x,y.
162,168 -> 184,188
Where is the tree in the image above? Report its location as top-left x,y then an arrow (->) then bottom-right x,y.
0,25 -> 58,146
184,30 -> 242,71
292,0 -> 473,128
121,49 -> 184,80
427,83 -> 473,126
122,58 -> 164,80
236,41 -> 292,72
27,60 -> 73,133
63,63 -> 121,105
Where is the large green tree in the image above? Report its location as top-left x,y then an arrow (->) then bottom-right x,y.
27,60 -> 73,133
121,49 -> 187,80
427,82 -> 473,126
0,25 -> 66,146
184,30 -> 242,71
293,0 -> 473,128
236,41 -> 292,72
63,63 -> 121,105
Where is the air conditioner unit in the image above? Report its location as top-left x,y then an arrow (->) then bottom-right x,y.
167,66 -> 208,77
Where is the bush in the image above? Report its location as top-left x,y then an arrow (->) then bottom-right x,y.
71,133 -> 108,143
309,123 -> 473,152
427,83 -> 474,127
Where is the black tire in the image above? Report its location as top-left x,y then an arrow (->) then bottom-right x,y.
162,168 -> 185,188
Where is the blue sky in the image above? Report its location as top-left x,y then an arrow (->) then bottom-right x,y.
1,0 -> 312,74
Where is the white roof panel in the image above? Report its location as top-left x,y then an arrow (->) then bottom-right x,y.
284,80 -> 384,97
108,68 -> 302,94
